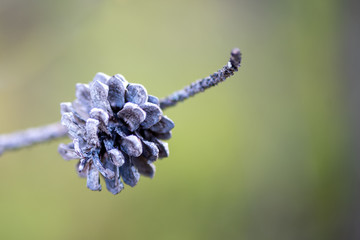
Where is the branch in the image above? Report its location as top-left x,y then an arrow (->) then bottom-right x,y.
159,48 -> 242,109
0,48 -> 242,155
0,122 -> 67,155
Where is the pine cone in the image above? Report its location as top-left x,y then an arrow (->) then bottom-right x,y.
58,72 -> 174,194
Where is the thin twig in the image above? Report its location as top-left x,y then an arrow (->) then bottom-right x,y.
159,48 -> 242,109
0,48 -> 242,155
0,122 -> 67,155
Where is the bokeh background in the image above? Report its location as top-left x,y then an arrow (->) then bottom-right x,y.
0,0 -> 358,239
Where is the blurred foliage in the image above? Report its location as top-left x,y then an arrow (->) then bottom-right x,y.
0,0 -> 348,239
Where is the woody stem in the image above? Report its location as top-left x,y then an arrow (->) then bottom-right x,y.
159,48 -> 242,109
0,48 -> 242,155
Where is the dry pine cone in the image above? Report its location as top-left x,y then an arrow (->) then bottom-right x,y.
58,72 -> 174,195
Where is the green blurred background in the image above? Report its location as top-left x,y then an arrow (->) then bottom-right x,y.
0,0 -> 356,239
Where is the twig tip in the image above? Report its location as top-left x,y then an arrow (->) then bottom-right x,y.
230,48 -> 242,67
